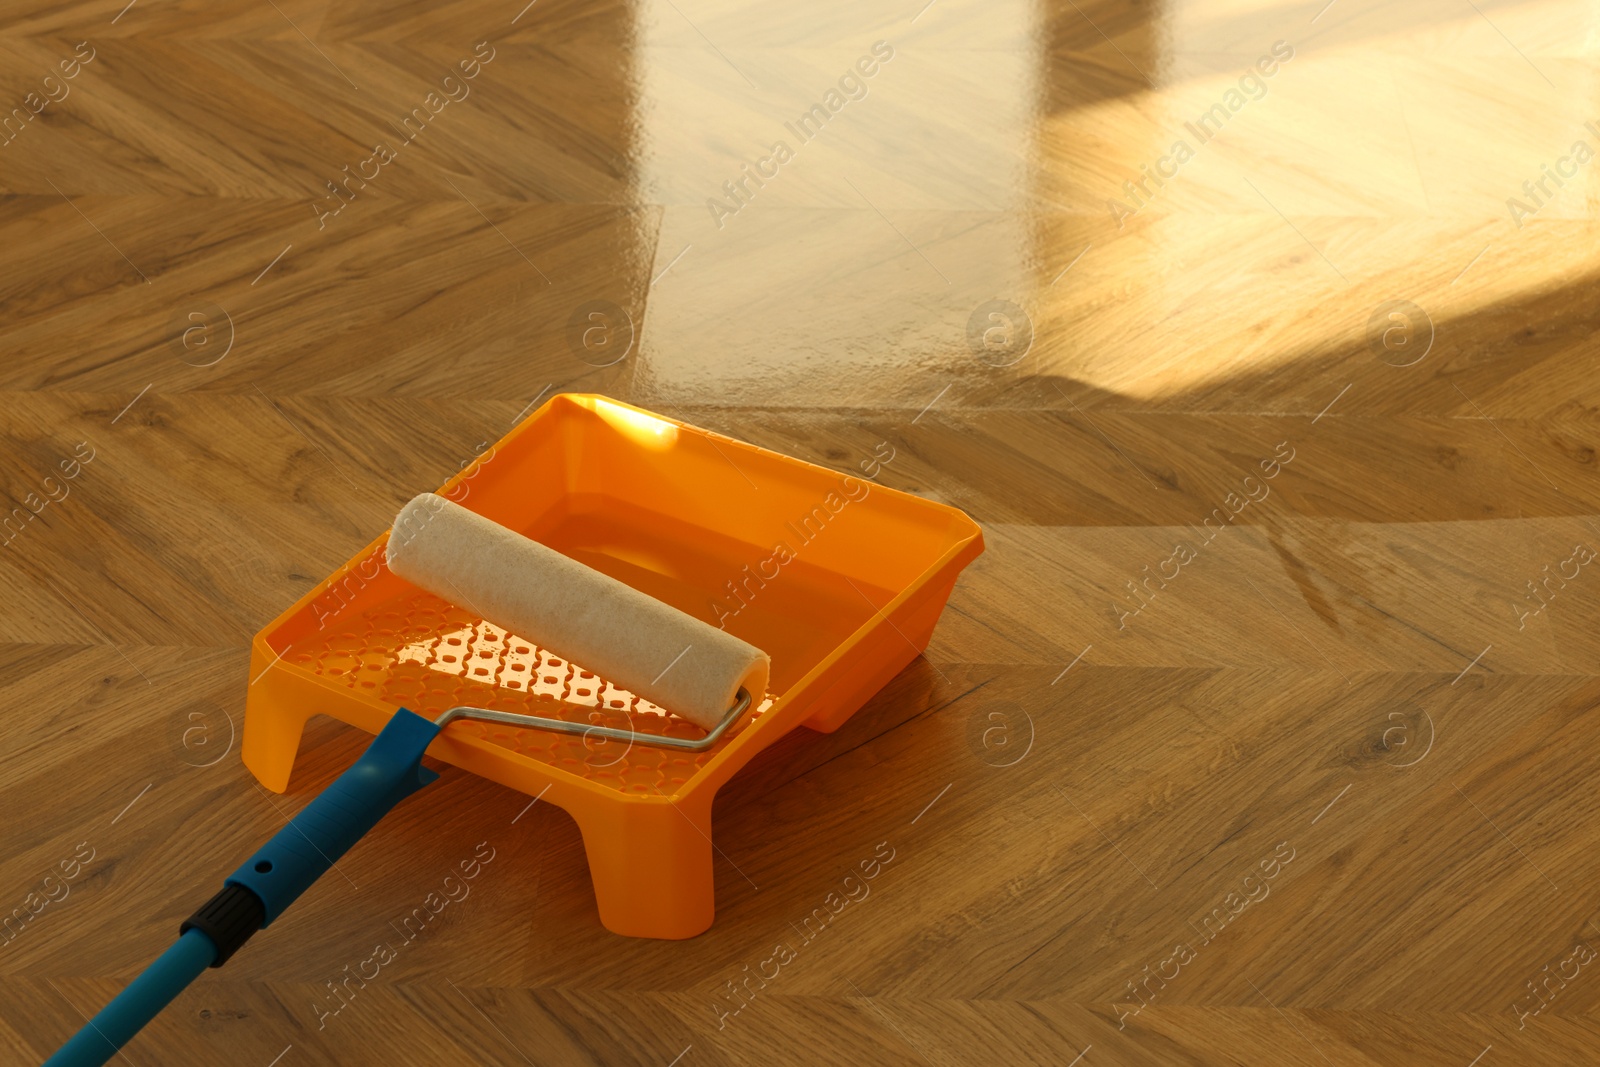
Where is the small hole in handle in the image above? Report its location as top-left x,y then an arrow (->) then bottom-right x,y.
255,860 -> 273,874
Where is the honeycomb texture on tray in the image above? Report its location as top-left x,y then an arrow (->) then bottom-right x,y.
287,590 -> 771,796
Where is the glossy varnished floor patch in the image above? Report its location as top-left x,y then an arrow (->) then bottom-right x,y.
2,0 -> 1599,1064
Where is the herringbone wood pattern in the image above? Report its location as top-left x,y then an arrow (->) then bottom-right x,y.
3,0 -> 1600,1064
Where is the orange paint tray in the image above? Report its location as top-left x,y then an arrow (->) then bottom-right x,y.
242,393 -> 984,938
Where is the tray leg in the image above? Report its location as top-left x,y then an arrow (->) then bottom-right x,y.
573,791 -> 716,939
240,691 -> 312,793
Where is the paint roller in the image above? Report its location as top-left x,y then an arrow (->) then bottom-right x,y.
46,495 -> 769,1067
387,493 -> 768,730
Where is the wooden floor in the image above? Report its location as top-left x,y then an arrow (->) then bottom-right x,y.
3,0 -> 1600,1063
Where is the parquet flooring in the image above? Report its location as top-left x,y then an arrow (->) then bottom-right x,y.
3,0 -> 1600,1063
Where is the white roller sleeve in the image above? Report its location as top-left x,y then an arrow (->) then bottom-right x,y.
385,494 -> 769,729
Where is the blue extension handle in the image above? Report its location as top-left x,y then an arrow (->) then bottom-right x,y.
225,709 -> 440,924
44,709 -> 442,1067
43,929 -> 216,1067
